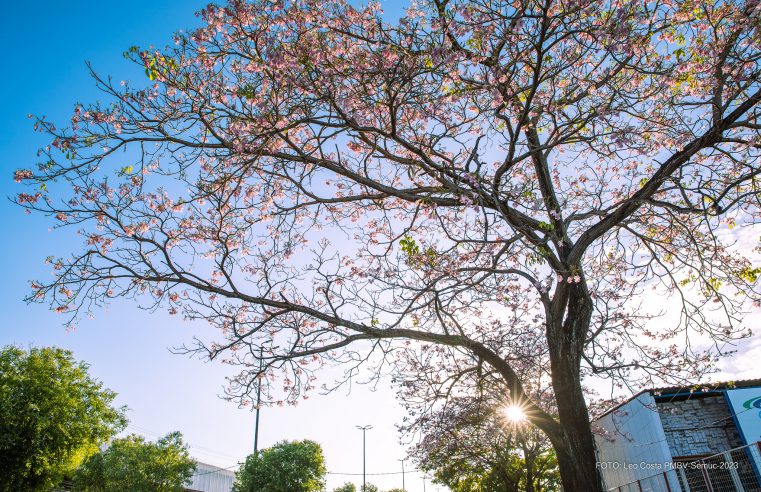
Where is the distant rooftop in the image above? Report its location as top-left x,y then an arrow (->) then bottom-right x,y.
593,378 -> 761,421
650,378 -> 761,396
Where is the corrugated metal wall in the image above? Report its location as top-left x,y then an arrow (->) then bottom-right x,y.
186,462 -> 236,492
594,392 -> 680,491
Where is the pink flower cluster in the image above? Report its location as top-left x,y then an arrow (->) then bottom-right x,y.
13,169 -> 33,182
558,275 -> 582,284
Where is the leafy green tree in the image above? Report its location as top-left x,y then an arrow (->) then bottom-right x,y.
333,483 -> 357,492
73,431 -> 196,492
233,440 -> 326,492
360,485 -> 379,492
333,483 -> 356,492
0,346 -> 126,492
410,397 -> 560,492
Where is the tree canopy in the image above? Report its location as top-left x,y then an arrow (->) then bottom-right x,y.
333,483 -> 357,492
233,439 -> 326,492
73,431 -> 196,492
15,0 -> 761,489
409,396 -> 560,492
0,345 -> 126,492
331,484 -> 399,492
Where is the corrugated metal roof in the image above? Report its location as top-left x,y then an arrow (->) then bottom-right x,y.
592,378 -> 761,421
650,378 -> 761,396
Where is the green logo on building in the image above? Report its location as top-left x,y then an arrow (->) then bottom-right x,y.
742,396 -> 761,413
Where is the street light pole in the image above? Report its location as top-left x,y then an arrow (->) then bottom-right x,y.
254,346 -> 263,453
397,458 -> 405,491
356,425 -> 372,491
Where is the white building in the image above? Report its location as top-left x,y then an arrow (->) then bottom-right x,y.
185,462 -> 236,492
593,379 -> 761,491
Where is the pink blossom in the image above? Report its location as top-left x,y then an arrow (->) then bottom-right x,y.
13,169 -> 33,182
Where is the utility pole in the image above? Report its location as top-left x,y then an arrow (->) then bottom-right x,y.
398,458 -> 405,491
254,346 -> 263,453
356,425 -> 372,491
423,476 -> 426,492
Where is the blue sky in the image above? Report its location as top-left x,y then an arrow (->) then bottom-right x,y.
0,1 -> 439,490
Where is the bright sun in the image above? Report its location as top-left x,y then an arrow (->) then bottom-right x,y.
504,405 -> 527,423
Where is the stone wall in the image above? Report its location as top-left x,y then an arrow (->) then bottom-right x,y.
657,395 -> 743,457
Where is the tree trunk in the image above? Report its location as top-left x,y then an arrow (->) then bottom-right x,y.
546,288 -> 606,492
524,451 -> 535,492
551,373 -> 605,492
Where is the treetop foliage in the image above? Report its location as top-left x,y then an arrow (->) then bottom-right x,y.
233,439 -> 326,492
73,431 -> 196,492
0,345 -> 126,492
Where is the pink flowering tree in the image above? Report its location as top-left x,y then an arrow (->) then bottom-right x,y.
14,0 -> 761,489
403,394 -> 560,492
